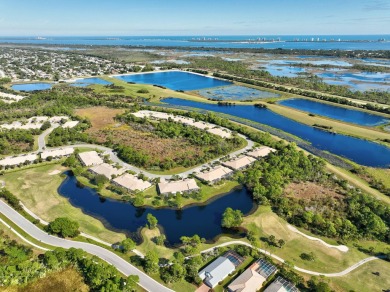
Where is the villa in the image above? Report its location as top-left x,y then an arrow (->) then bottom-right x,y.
264,277 -> 299,292
41,148 -> 74,160
222,155 -> 256,171
246,146 -> 276,159
89,163 -> 127,179
78,151 -> 104,167
195,165 -> 233,184
158,178 -> 199,196
0,154 -> 38,167
112,173 -> 152,192
228,259 -> 277,292
198,250 -> 243,288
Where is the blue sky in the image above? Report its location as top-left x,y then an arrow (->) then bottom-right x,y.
0,0 -> 389,36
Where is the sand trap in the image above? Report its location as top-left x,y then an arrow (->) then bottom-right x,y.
48,170 -> 61,175
287,225 -> 349,252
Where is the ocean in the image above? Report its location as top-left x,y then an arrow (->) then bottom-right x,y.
0,35 -> 389,50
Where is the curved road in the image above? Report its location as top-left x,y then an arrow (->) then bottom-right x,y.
0,200 -> 173,292
201,240 -> 384,277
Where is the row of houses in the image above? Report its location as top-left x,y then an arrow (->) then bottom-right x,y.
197,250 -> 298,292
195,146 -> 276,185
0,148 -> 75,167
132,110 -> 233,139
78,151 -> 152,193
0,115 -> 79,130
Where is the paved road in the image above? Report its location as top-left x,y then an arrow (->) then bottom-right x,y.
37,125 -> 58,151
35,134 -> 253,180
202,241 -> 384,277
0,200 -> 173,292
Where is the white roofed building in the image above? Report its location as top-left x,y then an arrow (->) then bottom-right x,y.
199,257 -> 235,288
41,148 -> 74,160
246,146 -> 276,159
222,155 -> 256,171
78,151 -> 104,166
158,178 -> 199,196
89,163 -> 127,179
112,173 -> 152,192
195,166 -> 233,184
0,154 -> 38,167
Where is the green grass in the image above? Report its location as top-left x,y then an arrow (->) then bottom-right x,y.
1,163 -> 126,243
137,227 -> 175,260
365,167 -> 390,188
241,206 -> 383,274
329,259 -> 390,292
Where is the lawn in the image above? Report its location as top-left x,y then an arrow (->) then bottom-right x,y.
329,259 -> 390,292
1,163 -> 126,243
365,167 -> 390,188
241,206 -> 377,274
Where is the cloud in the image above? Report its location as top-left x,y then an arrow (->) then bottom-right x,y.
364,0 -> 390,11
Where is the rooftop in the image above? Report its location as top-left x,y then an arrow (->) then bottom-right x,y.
0,154 -> 38,166
246,146 -> 276,159
158,178 -> 199,195
41,148 -> 74,159
222,155 -> 256,170
89,163 -> 127,179
78,151 -> 104,167
195,165 -> 233,183
112,173 -> 152,192
199,256 -> 236,288
264,277 -> 299,292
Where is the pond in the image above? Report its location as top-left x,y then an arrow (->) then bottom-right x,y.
70,77 -> 112,87
58,172 -> 255,245
12,83 -> 52,91
113,71 -> 232,91
198,85 -> 280,101
279,98 -> 389,126
162,98 -> 390,168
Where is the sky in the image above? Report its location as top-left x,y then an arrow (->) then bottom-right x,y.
0,0 -> 389,36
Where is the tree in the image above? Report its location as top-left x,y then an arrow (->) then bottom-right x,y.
124,275 -> 139,292
147,213 -> 158,229
47,217 -> 80,238
40,121 -> 51,131
155,234 -> 166,246
221,207 -> 243,228
121,238 -> 136,253
278,239 -> 286,248
144,251 -> 159,274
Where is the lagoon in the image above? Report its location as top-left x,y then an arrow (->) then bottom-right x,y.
58,172 -> 255,244
162,98 -> 390,168
12,83 -> 52,91
279,98 -> 389,126
113,71 -> 232,91
198,85 -> 280,101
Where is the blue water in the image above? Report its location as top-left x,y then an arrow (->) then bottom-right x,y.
58,172 -> 255,244
11,83 -> 52,91
71,77 -> 112,87
279,98 -> 389,126
1,35 -> 389,50
113,71 -> 232,90
162,98 -> 390,167
199,85 -> 280,101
